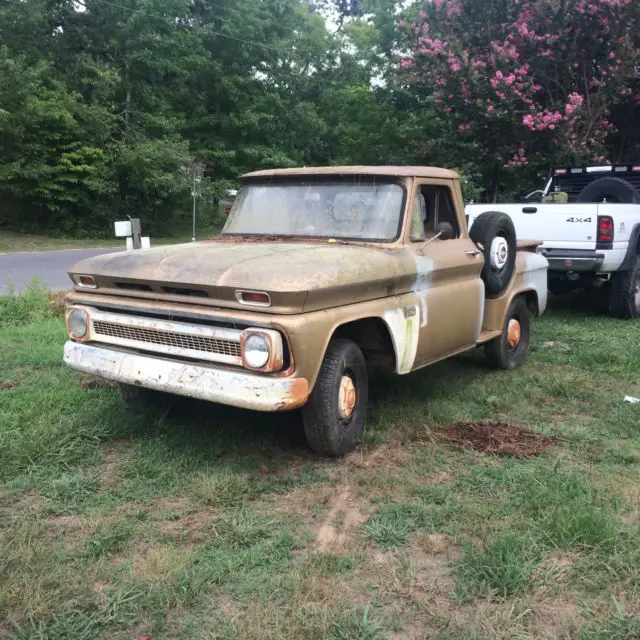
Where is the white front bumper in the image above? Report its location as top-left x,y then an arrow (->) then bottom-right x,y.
64,341 -> 308,412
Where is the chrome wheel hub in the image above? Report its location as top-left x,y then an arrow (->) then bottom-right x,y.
490,237 -> 509,270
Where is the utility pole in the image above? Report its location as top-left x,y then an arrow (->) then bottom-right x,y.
187,161 -> 203,242
192,171 -> 196,242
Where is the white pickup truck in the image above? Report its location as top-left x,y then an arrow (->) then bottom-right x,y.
467,165 -> 640,318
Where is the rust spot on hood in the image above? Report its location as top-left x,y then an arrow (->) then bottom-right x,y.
214,234 -> 329,244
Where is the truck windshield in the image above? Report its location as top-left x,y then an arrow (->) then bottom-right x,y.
222,180 -> 405,241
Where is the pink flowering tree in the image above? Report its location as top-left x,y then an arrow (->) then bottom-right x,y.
398,0 -> 640,200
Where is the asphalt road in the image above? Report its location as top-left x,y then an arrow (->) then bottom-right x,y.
0,247 -> 123,294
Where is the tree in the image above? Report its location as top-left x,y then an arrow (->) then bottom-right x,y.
399,0 -> 640,200
0,47 -> 114,232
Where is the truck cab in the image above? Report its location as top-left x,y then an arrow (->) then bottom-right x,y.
64,166 -> 548,455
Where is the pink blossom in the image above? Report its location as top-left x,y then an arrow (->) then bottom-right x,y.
568,93 -> 584,107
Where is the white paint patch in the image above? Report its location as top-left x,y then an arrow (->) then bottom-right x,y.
382,253 -> 435,374
412,254 -> 434,328
383,307 -> 420,375
64,341 -> 305,411
520,252 -> 549,315
476,280 -> 486,337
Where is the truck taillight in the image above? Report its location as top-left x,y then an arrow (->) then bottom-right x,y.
598,216 -> 614,243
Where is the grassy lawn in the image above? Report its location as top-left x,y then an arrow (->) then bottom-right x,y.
0,231 -> 200,254
1,292 -> 639,639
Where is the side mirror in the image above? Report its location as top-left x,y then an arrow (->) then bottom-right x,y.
436,221 -> 455,241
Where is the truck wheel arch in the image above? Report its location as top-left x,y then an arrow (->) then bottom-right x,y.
330,317 -> 397,372
521,289 -> 541,316
304,316 -> 397,392
619,223 -> 640,271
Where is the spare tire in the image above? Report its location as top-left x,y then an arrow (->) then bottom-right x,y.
576,177 -> 640,204
469,211 -> 517,296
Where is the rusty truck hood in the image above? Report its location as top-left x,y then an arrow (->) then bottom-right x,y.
69,239 -> 417,313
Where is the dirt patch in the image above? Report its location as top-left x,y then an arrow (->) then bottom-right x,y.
12,490 -> 43,511
153,499 -> 217,543
44,514 -> 92,550
374,543 -> 458,630
219,595 -> 239,618
89,581 -> 110,605
437,421 -> 555,458
419,532 -> 452,555
345,442 -> 411,471
314,487 -> 368,552
0,380 -> 21,389
531,550 -> 580,587
532,597 -> 580,637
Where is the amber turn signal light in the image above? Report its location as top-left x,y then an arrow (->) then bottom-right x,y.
235,290 -> 271,307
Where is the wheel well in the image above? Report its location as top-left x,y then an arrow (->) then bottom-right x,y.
521,290 -> 540,316
331,317 -> 396,371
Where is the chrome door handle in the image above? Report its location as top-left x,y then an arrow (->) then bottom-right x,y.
465,250 -> 481,257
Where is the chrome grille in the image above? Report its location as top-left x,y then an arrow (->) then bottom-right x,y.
93,320 -> 241,358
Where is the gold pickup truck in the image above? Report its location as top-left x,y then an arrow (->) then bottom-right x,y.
64,166 -> 548,455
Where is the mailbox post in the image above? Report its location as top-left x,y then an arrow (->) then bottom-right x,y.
114,217 -> 149,251
130,218 -> 142,250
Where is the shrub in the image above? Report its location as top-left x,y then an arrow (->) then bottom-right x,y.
0,278 -> 59,328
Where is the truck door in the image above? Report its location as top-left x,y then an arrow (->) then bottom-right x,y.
409,181 -> 484,365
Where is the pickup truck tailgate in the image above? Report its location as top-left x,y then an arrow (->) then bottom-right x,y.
466,203 -> 598,251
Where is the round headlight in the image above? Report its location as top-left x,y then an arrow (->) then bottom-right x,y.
68,309 -> 88,338
243,333 -> 270,369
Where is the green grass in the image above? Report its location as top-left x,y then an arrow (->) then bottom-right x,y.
1,288 -> 639,638
0,230 -> 197,254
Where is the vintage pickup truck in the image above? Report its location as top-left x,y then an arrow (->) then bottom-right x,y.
64,166 -> 548,456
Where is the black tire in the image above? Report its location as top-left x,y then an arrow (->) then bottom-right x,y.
469,212 -> 517,296
576,177 -> 640,204
609,258 -> 640,318
302,338 -> 368,456
593,279 -> 612,316
485,296 -> 531,370
120,383 -> 170,411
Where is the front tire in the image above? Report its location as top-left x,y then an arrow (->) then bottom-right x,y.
302,339 -> 368,456
609,258 -> 640,318
485,296 -> 531,370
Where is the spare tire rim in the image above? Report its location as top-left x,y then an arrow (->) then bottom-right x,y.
490,236 -> 509,270
338,374 -> 357,420
507,318 -> 521,349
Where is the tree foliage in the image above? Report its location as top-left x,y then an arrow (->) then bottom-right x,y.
0,0 -> 639,232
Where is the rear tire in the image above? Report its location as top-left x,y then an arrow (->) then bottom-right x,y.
469,212 -> 517,296
576,177 -> 640,204
485,297 -> 531,370
609,258 -> 640,318
302,339 -> 368,457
